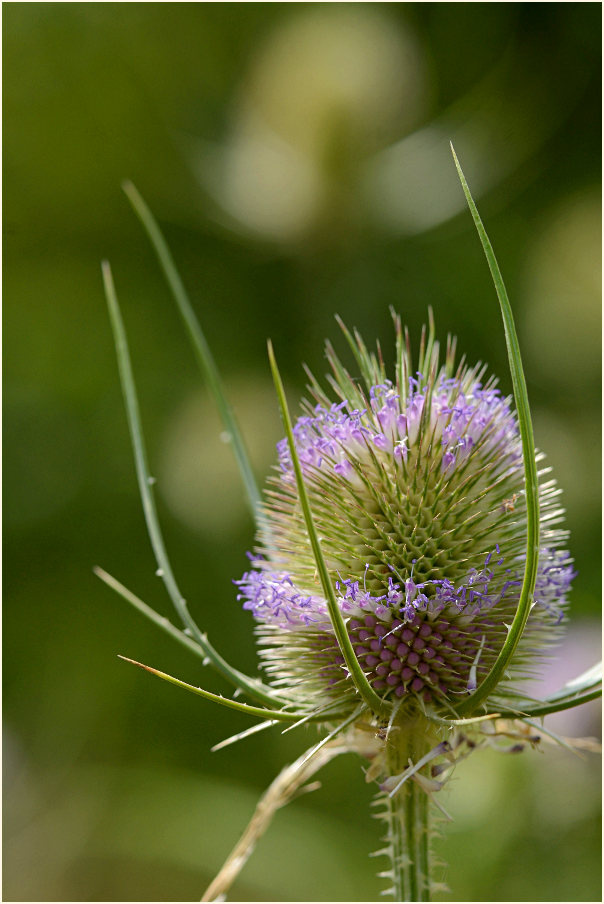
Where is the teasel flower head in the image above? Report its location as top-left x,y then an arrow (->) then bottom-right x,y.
100,161 -> 600,904
236,313 -> 575,716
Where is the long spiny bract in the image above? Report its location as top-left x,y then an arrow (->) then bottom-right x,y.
450,146 -> 540,716
102,261 -> 285,708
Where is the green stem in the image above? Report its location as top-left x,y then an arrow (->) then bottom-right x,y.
383,719 -> 432,902
417,776 -> 430,899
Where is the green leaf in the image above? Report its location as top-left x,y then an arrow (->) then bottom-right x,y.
427,661 -> 602,726
548,660 -> 601,695
295,704 -> 366,769
518,689 -> 601,719
450,146 -> 540,717
267,340 -> 389,719
118,656 -> 313,722
121,181 -> 262,525
519,661 -> 602,718
101,261 -> 281,708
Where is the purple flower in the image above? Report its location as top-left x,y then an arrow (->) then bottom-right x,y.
237,324 -> 573,711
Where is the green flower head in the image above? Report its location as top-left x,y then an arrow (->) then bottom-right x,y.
237,315 -> 574,714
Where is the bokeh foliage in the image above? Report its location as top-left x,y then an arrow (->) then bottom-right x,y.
4,4 -> 601,901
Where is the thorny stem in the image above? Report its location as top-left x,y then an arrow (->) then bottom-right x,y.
417,774 -> 430,898
383,717 -> 433,902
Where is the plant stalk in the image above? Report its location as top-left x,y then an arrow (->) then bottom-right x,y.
382,717 -> 433,902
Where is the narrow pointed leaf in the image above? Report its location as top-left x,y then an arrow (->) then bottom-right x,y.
450,146 -> 540,716
102,261 -> 280,707
267,340 -> 388,719
517,689 -> 601,719
211,719 -> 279,753
280,698 -> 352,734
94,568 -> 301,716
519,718 -> 579,754
427,712 -> 504,727
118,656 -> 313,722
121,180 -> 262,524
296,704 -> 366,770
517,661 -> 602,717
547,660 -> 601,697
94,566 -> 217,661
428,660 -> 602,726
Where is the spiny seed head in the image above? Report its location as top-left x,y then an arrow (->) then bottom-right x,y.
236,316 -> 574,714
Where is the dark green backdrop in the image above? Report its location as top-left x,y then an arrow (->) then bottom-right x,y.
4,4 -> 601,901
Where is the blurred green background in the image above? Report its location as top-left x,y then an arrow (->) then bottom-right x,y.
4,3 -> 601,901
